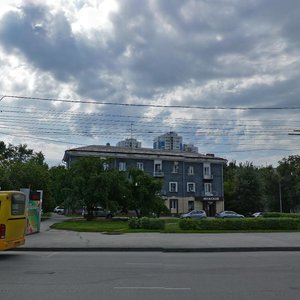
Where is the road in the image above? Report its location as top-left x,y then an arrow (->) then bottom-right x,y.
1,251 -> 300,300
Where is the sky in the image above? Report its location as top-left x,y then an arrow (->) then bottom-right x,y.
0,0 -> 300,167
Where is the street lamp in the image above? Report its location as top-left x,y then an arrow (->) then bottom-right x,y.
278,180 -> 282,213
275,170 -> 283,213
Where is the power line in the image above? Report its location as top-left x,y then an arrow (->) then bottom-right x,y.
2,94 -> 300,110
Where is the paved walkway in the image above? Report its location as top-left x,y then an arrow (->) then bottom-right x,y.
17,215 -> 300,252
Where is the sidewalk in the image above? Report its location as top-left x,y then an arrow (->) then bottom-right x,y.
17,215 -> 300,252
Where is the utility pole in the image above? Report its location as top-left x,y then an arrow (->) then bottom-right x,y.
130,123 -> 133,148
279,180 -> 282,213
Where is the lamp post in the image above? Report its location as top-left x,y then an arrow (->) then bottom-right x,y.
275,170 -> 283,213
279,180 -> 282,213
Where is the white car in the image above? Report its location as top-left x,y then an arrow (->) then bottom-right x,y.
54,206 -> 64,214
251,212 -> 264,218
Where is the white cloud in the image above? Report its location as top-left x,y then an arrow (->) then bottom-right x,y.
0,0 -> 300,166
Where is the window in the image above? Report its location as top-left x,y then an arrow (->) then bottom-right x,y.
154,160 -> 162,171
204,163 -> 211,176
11,193 -> 26,216
188,201 -> 195,211
137,162 -> 144,171
103,162 -> 109,170
119,162 -> 126,171
204,183 -> 212,195
187,182 -> 195,192
188,166 -> 194,175
169,182 -> 178,192
170,199 -> 178,209
173,161 -> 179,173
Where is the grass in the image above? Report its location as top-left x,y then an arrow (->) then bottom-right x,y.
51,218 -> 182,233
50,217 -> 300,233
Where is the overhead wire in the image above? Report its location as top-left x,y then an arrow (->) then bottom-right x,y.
2,94 -> 300,110
0,97 -> 300,154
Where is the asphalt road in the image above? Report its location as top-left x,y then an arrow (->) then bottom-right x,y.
1,251 -> 300,300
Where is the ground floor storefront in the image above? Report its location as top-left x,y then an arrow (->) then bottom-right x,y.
165,196 -> 224,217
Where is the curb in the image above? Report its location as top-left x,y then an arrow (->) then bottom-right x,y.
13,246 -> 300,253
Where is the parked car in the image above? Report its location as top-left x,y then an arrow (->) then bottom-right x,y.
180,210 -> 207,219
53,206 -> 65,214
251,212 -> 264,218
215,211 -> 244,218
82,207 -> 113,219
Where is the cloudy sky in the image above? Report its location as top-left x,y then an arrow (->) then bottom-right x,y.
0,0 -> 300,166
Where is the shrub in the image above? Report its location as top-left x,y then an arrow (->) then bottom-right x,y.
128,217 -> 165,230
263,212 -> 300,219
178,218 -> 300,231
128,218 -> 141,229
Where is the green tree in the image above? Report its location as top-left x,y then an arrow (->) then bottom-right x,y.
9,160 -> 52,211
0,142 -> 43,162
223,161 -> 238,210
49,165 -> 74,212
0,161 -> 12,190
105,169 -> 129,213
68,157 -> 111,219
259,166 -> 280,212
127,168 -> 165,217
0,141 -> 51,211
277,155 -> 300,212
235,162 -> 264,215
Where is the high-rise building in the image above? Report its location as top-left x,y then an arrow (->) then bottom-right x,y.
183,143 -> 198,153
116,138 -> 141,149
153,132 -> 183,151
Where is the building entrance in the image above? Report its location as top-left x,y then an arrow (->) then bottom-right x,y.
203,201 -> 216,217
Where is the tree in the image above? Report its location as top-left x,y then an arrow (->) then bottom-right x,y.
105,169 -> 129,213
127,168 -> 165,217
259,166 -> 280,212
277,155 -> 300,212
0,141 -> 51,211
49,165 -> 73,211
235,162 -> 264,215
224,161 -> 264,214
223,161 -> 238,210
0,142 -> 43,163
68,157 -> 112,220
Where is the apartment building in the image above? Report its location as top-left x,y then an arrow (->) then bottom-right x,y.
153,131 -> 183,151
63,145 -> 226,216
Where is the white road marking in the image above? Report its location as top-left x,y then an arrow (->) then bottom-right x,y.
114,287 -> 191,290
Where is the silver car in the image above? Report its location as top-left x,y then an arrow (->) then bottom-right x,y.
181,210 -> 207,219
215,211 -> 244,218
83,207 -> 113,219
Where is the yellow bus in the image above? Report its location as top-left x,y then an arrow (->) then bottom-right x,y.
0,191 -> 27,251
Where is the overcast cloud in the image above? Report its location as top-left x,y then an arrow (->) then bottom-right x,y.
0,0 -> 299,166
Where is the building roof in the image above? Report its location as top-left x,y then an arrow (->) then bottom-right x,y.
63,145 -> 227,163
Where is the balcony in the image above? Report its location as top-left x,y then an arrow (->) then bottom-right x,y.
153,171 -> 164,177
203,174 -> 213,180
202,191 -> 218,197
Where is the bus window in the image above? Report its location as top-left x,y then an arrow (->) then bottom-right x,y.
11,193 -> 26,215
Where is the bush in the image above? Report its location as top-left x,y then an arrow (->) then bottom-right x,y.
128,217 -> 165,230
128,218 -> 141,229
263,212 -> 300,219
179,218 -> 300,231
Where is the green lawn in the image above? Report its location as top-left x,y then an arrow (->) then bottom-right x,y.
50,218 -> 182,233
50,217 -> 300,233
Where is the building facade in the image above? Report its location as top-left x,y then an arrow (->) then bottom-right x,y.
182,143 -> 199,153
153,131 -> 183,151
63,145 -> 226,216
116,138 -> 142,149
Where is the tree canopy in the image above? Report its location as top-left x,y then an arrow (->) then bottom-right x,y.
2,140 -> 300,215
